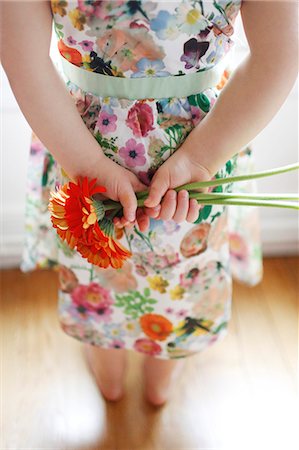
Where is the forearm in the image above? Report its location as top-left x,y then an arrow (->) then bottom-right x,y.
184,52 -> 298,176
2,55 -> 106,181
1,0 -> 105,182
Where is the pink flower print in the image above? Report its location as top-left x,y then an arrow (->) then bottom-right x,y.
67,36 -> 77,45
165,307 -> 174,314
145,251 -> 180,271
192,277 -> 231,322
208,213 -> 227,251
229,232 -> 249,263
134,338 -> 162,356
96,110 -> 117,135
71,282 -> 114,320
119,138 -> 146,168
78,40 -> 94,52
190,105 -> 204,126
95,260 -> 137,293
78,0 -> 107,18
176,309 -> 188,319
179,267 -> 200,289
109,339 -> 125,349
135,264 -> 148,276
126,102 -> 155,137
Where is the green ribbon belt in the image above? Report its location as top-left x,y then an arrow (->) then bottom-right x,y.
59,53 -> 232,100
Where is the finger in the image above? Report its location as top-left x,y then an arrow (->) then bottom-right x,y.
172,189 -> 189,223
113,217 -> 122,228
136,208 -> 150,232
158,189 -> 177,221
113,217 -> 128,229
143,204 -> 161,218
186,198 -> 201,223
143,170 -> 169,208
118,186 -> 137,222
120,216 -> 132,227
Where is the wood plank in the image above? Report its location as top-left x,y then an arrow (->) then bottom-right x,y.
1,258 -> 298,449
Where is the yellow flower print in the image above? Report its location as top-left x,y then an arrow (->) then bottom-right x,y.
82,54 -> 92,70
82,54 -> 91,64
170,285 -> 185,300
51,0 -> 68,17
68,8 -> 86,31
147,275 -> 169,294
193,320 -> 214,336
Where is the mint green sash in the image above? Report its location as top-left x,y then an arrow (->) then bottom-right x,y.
59,53 -> 231,100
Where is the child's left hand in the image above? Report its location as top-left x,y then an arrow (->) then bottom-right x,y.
113,146 -> 213,232
142,147 -> 212,223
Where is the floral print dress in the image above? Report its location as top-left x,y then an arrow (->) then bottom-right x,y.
20,0 -> 263,359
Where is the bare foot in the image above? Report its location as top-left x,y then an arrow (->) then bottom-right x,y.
142,356 -> 185,406
83,344 -> 127,402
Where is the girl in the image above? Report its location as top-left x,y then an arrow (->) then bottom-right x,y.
1,0 -> 297,406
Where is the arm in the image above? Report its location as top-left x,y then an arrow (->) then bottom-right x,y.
1,0 -> 105,180
182,0 -> 299,176
1,1 -> 148,224
144,0 -> 298,216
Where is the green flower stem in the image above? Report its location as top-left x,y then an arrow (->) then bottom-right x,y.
101,163 -> 299,213
135,162 -> 299,198
103,200 -> 121,210
178,162 -> 299,191
195,199 -> 299,210
104,193 -> 299,212
188,192 -> 299,201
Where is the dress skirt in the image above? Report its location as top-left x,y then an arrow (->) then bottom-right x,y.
20,71 -> 263,359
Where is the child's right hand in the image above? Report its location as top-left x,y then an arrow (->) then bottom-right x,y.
71,155 -> 153,230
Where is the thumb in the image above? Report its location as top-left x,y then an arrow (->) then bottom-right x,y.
118,185 -> 138,222
143,169 -> 169,208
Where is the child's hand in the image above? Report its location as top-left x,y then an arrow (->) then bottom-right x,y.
78,156 -> 150,229
143,147 -> 212,223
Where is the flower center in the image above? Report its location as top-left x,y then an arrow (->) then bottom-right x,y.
146,68 -> 155,76
86,292 -> 101,305
186,9 -> 200,25
129,149 -> 137,158
151,324 -> 161,333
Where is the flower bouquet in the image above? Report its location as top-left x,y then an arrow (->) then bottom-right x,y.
48,163 -> 299,269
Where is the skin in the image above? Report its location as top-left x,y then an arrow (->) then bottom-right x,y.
1,0 -> 298,405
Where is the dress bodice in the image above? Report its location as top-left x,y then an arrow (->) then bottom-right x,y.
50,0 -> 242,77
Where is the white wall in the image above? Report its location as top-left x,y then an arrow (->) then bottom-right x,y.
0,17 -> 298,268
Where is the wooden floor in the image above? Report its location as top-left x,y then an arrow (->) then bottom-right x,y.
1,257 -> 298,450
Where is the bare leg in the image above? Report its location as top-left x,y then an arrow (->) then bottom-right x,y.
142,355 -> 186,406
83,344 -> 127,402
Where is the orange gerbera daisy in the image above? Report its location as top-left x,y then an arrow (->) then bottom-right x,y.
76,235 -> 132,269
48,176 -> 132,269
140,314 -> 173,341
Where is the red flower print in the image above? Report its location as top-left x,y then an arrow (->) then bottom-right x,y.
126,102 -> 155,137
134,338 -> 162,356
